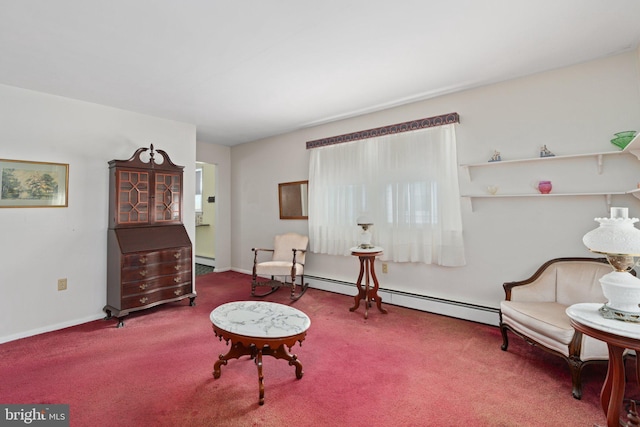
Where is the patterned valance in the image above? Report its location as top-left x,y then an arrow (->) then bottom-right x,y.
306,112 -> 459,149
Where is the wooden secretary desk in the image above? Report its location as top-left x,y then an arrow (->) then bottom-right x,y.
104,145 -> 196,327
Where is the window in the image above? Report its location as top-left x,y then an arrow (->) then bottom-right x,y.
308,124 -> 465,266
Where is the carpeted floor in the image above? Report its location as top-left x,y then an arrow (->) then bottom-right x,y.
0,271 -> 635,426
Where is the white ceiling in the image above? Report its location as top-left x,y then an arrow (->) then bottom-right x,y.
2,1 -> 640,146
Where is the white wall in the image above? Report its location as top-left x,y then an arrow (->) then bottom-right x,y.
230,51 -> 640,320
0,84 -> 196,343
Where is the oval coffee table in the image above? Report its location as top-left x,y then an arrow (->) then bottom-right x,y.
210,301 -> 311,405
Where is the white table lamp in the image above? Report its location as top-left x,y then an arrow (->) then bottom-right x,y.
583,207 -> 640,320
357,215 -> 374,249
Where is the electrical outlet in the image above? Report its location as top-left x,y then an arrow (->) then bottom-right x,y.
382,263 -> 388,274
57,278 -> 67,291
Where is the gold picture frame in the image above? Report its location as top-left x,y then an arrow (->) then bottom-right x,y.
0,159 -> 69,207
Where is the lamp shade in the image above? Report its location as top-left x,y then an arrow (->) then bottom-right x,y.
582,207 -> 640,255
357,215 -> 373,226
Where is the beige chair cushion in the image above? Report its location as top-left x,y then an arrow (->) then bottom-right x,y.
255,261 -> 304,277
256,233 -> 308,278
272,233 -> 308,264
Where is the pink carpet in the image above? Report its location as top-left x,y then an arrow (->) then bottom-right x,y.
0,271 -> 635,426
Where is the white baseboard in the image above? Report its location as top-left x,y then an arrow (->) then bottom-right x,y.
0,313 -> 106,344
232,268 -> 499,326
306,276 -> 499,326
195,256 -> 215,267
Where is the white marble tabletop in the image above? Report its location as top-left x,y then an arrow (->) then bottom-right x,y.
566,303 -> 640,340
210,301 -> 311,338
350,246 -> 383,254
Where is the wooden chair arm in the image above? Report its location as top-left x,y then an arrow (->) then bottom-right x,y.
291,248 -> 306,266
252,248 -> 274,266
252,248 -> 274,253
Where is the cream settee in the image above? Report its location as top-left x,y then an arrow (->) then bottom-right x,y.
499,257 -> 626,400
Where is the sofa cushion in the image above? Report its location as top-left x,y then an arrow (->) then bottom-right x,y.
554,262 -> 610,306
509,261 -> 611,304
256,261 -> 303,277
500,300 -> 573,345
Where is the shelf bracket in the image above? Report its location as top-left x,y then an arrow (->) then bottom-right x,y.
596,154 -> 604,174
462,196 -> 474,212
461,165 -> 471,182
627,149 -> 640,161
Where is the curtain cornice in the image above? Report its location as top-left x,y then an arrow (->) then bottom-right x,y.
306,112 -> 459,149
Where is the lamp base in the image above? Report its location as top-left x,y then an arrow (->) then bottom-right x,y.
600,271 -> 640,320
599,304 -> 640,322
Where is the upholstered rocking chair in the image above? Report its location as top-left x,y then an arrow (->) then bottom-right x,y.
251,233 -> 309,301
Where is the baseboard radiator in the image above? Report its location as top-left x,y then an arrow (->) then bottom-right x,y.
306,275 -> 500,326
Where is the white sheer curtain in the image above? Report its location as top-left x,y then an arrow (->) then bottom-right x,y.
308,123 -> 465,266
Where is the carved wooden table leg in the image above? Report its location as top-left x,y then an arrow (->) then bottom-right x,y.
213,341 -> 249,379
602,345 -> 625,427
256,350 -> 265,405
262,344 -> 304,379
350,257 -> 367,314
366,255 -> 388,317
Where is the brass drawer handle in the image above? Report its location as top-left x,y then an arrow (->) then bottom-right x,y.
173,277 -> 181,283
139,283 -> 148,290
140,297 -> 149,304
139,270 -> 147,277
174,289 -> 183,296
174,252 -> 181,259
174,265 -> 181,271
139,256 -> 147,264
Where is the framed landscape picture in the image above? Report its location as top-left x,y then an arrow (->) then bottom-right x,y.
0,159 -> 68,207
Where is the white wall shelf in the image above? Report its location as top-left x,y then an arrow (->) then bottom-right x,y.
462,190 -> 640,212
461,151 -> 623,177
460,133 -> 640,178
463,191 -> 627,198
460,134 -> 640,211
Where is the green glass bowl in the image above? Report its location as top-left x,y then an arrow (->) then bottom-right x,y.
615,131 -> 636,138
611,135 -> 634,149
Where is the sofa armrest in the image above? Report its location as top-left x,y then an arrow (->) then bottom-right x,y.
504,278 -> 556,303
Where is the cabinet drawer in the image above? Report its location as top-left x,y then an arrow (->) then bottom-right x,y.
123,248 -> 191,268
122,273 -> 192,296
121,263 -> 191,282
121,284 -> 192,310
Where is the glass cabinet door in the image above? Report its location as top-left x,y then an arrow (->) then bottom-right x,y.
117,170 -> 149,224
154,172 -> 181,222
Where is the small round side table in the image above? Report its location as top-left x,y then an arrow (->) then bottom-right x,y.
567,303 -> 640,427
210,301 -> 311,405
349,246 -> 388,319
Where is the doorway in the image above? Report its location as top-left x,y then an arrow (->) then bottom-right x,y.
195,161 -> 216,273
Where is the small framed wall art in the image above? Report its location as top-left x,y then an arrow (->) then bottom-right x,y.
0,159 -> 69,207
